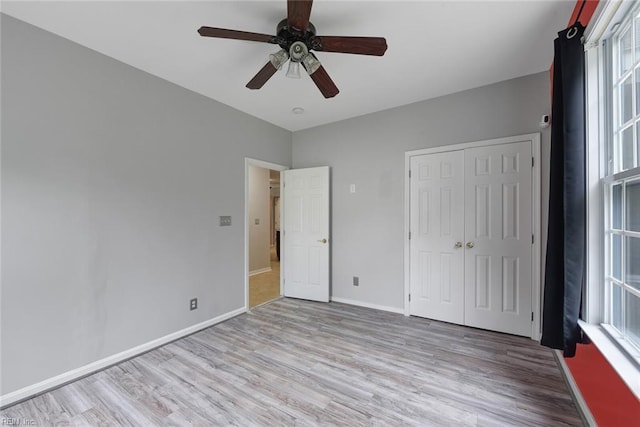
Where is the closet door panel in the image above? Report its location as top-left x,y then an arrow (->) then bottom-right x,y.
463,141 -> 533,337
409,151 -> 465,323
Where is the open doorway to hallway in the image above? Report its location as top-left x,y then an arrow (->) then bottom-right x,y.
248,165 -> 282,308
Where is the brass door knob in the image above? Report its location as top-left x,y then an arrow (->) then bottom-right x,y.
466,242 -> 475,249
455,242 -> 463,248
318,238 -> 328,244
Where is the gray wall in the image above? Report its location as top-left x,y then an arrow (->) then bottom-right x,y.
1,15 -> 291,395
248,165 -> 271,273
1,12 -> 554,397
292,72 -> 551,310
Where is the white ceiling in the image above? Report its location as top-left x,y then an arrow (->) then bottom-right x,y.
1,1 -> 576,131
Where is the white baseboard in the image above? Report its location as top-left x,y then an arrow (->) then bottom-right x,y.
330,297 -> 404,314
553,350 -> 597,427
249,267 -> 272,277
0,306 -> 246,409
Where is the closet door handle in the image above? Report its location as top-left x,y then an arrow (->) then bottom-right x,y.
466,242 -> 475,249
454,242 -> 463,248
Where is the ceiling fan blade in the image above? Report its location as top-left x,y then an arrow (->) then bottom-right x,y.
287,0 -> 313,31
198,27 -> 278,44
246,62 -> 279,89
308,65 -> 339,99
313,36 -> 388,56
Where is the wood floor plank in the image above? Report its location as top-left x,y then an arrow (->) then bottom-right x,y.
0,298 -> 583,426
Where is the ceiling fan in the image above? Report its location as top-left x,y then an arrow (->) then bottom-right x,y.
198,0 -> 387,98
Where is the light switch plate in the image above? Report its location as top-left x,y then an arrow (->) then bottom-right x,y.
220,216 -> 232,226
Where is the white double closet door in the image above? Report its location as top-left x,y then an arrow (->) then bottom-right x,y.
409,140 -> 534,337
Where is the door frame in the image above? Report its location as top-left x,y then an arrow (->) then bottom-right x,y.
244,158 -> 288,311
403,133 -> 542,339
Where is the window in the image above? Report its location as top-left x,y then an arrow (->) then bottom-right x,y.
602,4 -> 640,361
582,0 -> 640,398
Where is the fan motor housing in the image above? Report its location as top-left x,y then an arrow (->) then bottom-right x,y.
276,18 -> 317,52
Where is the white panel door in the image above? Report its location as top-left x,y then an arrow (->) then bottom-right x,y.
410,151 -> 465,323
283,166 -> 330,302
464,141 -> 533,336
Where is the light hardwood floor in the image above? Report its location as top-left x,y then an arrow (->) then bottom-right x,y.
249,246 -> 280,309
0,299 -> 583,426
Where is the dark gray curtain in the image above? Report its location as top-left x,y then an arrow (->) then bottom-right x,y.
541,22 -> 586,357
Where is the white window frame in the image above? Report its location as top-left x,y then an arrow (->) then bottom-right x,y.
583,0 -> 640,399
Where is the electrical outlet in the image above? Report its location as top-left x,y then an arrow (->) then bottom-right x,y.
353,276 -> 359,286
190,298 -> 198,311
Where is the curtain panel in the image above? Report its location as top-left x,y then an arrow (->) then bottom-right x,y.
541,22 -> 587,357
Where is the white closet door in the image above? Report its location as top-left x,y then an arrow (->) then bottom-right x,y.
463,141 -> 533,336
409,151 -> 465,323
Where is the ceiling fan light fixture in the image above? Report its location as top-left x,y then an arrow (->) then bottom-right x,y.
286,60 -> 301,79
301,54 -> 321,75
198,0 -> 387,98
269,49 -> 289,70
289,41 -> 309,62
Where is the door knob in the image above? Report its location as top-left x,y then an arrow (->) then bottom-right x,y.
466,242 -> 474,248
454,242 -> 463,248
318,238 -> 327,244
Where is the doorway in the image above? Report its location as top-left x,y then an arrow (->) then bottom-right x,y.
245,159 -> 287,309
